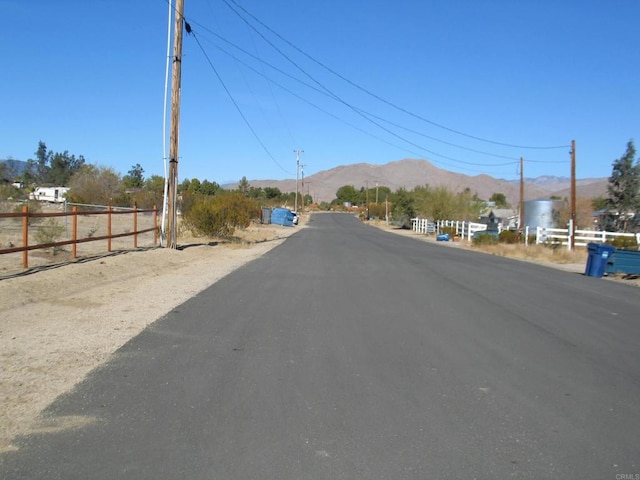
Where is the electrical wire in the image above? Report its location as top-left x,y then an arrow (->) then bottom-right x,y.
190,17 -> 519,172
190,23 -> 528,167
186,25 -> 291,175
223,0 -> 570,151
193,32 -> 520,174
211,3 -> 546,169
168,0 -> 569,178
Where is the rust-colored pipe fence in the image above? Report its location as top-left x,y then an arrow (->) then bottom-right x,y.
0,205 -> 158,269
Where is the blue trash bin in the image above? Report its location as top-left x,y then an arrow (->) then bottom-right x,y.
584,243 -> 616,278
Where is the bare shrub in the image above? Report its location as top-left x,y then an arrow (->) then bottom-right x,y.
33,218 -> 66,255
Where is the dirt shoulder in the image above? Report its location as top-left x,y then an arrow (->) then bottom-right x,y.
0,219 -> 305,452
368,220 -> 640,286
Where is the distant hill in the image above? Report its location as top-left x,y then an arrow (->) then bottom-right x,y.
506,175 -> 608,196
238,159 -> 607,205
0,159 -> 28,180
554,179 -> 608,200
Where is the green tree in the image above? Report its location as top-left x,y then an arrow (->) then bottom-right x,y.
180,178 -> 199,194
67,165 -> 125,206
592,196 -> 608,211
489,192 -> 509,208
248,187 -> 265,200
200,180 -> 221,196
123,164 -> 145,189
144,175 -> 165,194
264,187 -> 282,199
238,176 -> 250,196
24,141 -> 85,186
35,141 -> 50,183
412,185 -> 482,221
335,185 -> 360,204
48,151 -> 85,185
128,174 -> 164,209
179,178 -> 221,196
389,188 -> 415,226
303,193 -> 313,206
607,140 -> 640,232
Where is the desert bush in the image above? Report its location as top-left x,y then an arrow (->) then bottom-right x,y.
472,232 -> 499,245
367,203 -> 386,220
498,230 -> 519,244
0,184 -> 24,201
33,218 -> 66,254
607,236 -> 639,250
182,193 -> 260,238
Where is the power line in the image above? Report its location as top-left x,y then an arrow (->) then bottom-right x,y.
223,0 -> 570,151
193,10 -> 519,171
192,32 -> 519,174
185,25 -> 291,175
179,2 -> 570,177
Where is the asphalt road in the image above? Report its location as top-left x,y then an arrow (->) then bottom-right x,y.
2,213 -> 639,479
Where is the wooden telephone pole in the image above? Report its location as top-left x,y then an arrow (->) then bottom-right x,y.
166,0 -> 185,249
519,156 -> 524,235
570,140 -> 576,250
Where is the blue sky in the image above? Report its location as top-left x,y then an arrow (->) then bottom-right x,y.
2,0 -> 638,186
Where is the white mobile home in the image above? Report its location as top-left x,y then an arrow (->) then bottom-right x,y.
29,187 -> 70,203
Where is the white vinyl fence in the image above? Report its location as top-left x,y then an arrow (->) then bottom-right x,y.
411,218 -> 490,241
412,218 -> 639,249
536,227 -> 640,248
411,218 -> 436,234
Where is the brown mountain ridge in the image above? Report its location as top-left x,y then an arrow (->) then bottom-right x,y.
241,158 -> 607,206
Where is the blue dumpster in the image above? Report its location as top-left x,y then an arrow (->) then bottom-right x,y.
584,243 -> 616,278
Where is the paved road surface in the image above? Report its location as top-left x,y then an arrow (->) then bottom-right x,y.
2,213 -> 639,479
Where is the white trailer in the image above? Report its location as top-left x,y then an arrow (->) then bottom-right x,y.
29,187 -> 70,203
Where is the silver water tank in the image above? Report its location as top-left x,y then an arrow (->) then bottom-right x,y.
522,199 -> 559,230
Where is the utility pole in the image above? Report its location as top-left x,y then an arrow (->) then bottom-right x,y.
519,156 -> 524,236
375,181 -> 379,204
365,180 -> 369,219
300,163 -> 307,211
294,149 -> 303,212
166,0 -> 185,249
570,140 -> 576,250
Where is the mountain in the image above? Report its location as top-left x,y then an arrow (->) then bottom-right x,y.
506,175 -> 608,195
242,159 -> 563,205
0,159 -> 28,180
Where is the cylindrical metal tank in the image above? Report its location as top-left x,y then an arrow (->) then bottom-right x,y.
522,199 -> 559,230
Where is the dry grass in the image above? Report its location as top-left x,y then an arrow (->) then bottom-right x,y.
466,242 -> 588,265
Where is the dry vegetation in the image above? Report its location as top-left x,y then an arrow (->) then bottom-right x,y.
368,220 -> 639,286
466,242 -> 587,265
